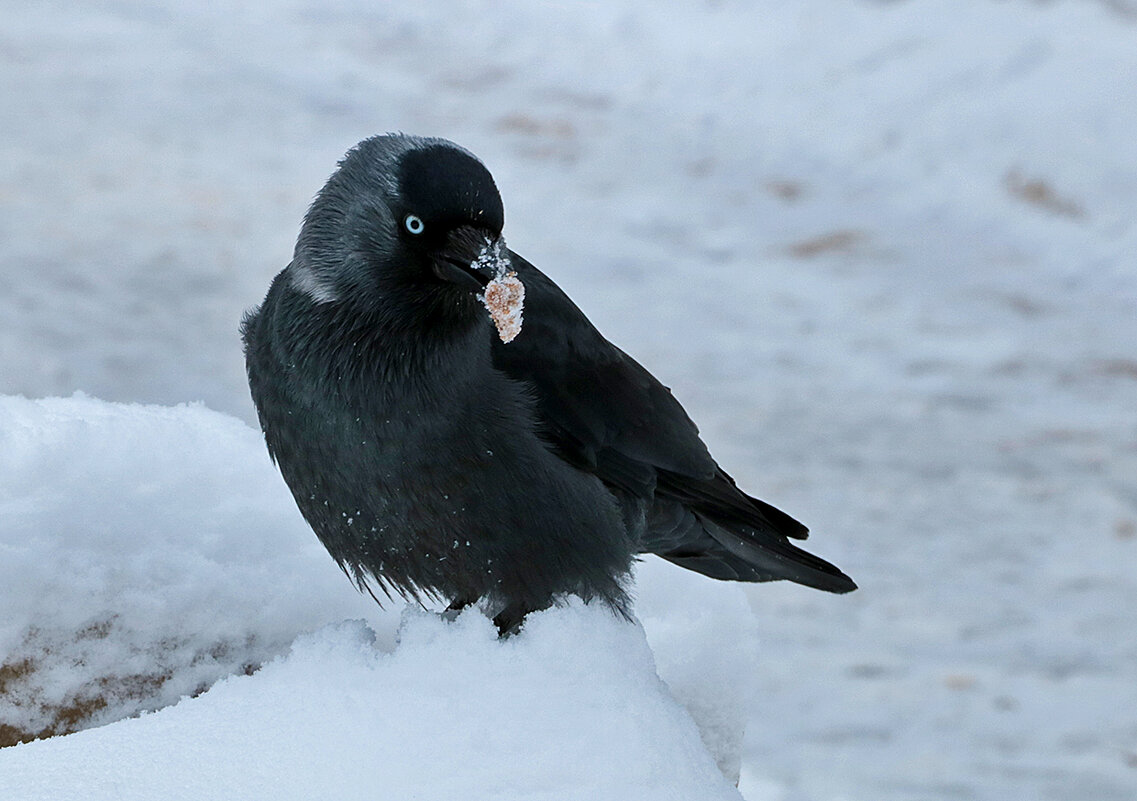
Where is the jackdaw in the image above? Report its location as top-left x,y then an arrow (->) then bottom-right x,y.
242,134 -> 855,634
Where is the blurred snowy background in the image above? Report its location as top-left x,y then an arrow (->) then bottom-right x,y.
1,1 -> 1135,799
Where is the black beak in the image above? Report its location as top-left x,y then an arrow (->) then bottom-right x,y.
432,225 -> 505,291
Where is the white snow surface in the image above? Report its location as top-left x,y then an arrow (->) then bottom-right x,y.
1,607 -> 740,801
2,1 -> 1137,799
0,395 -> 753,799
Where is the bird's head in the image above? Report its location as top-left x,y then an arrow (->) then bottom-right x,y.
289,134 -> 514,314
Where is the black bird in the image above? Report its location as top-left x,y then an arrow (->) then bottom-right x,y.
242,134 -> 855,634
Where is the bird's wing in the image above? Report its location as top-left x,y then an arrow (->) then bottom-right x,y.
493,252 -> 806,532
492,252 -> 855,594
491,252 -> 715,484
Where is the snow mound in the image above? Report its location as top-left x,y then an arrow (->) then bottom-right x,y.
0,393 -> 395,745
0,611 -> 744,801
636,556 -> 758,785
0,394 -> 760,797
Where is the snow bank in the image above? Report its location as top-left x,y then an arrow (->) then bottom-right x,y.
0,393 -> 388,745
636,557 -> 758,785
0,394 -> 759,798
0,611 -> 745,801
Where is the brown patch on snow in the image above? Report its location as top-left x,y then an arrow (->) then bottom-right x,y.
1004,170 -> 1085,219
788,229 -> 866,259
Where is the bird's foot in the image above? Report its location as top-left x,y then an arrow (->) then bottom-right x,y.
439,596 -> 478,623
492,605 -> 531,639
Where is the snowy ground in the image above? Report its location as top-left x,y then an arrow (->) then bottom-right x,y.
0,395 -> 754,800
2,1 -> 1136,799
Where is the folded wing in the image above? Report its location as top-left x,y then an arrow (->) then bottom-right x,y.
491,252 -> 856,594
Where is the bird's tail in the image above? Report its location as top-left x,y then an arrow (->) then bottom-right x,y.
645,492 -> 856,593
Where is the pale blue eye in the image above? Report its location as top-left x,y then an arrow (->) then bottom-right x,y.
404,214 -> 425,235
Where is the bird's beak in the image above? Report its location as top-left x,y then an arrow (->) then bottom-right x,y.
433,225 -> 509,291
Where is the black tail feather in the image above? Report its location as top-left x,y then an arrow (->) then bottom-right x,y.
642,496 -> 856,594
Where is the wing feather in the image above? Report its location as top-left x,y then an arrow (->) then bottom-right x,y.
491,251 -> 855,594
